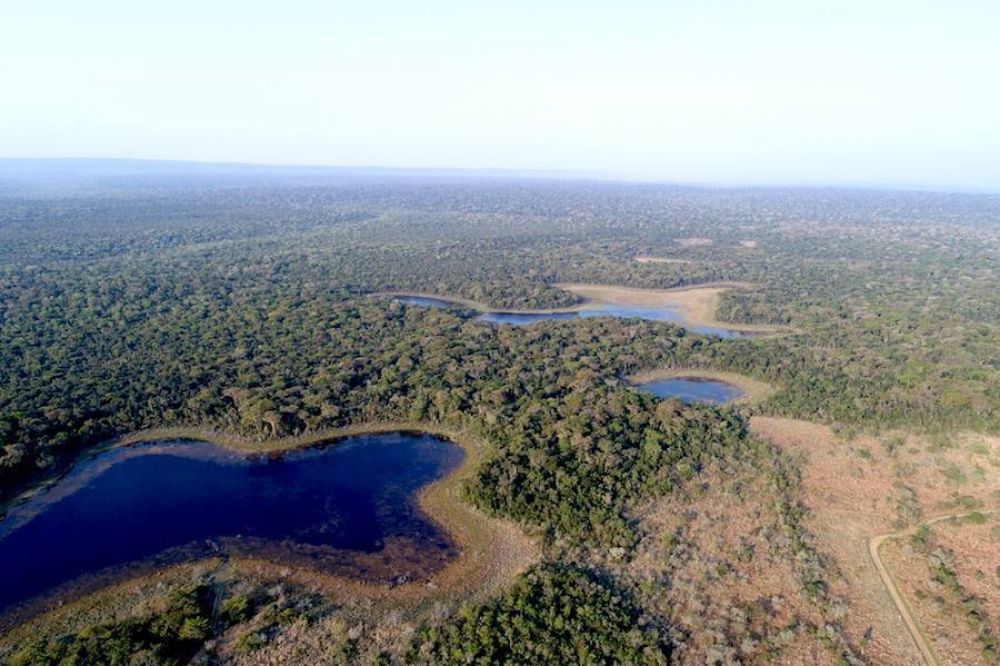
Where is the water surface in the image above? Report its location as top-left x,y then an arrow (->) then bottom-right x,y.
394,295 -> 457,309
477,304 -> 744,337
636,377 -> 745,404
0,433 -> 463,612
391,294 -> 747,337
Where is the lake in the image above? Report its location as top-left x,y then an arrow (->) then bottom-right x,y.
635,376 -> 745,404
478,304 -> 744,338
392,293 -> 747,337
393,295 -> 457,309
0,432 -> 464,613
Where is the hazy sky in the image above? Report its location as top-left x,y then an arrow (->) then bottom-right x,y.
2,1 -> 999,190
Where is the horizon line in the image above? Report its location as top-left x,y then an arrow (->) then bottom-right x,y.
1,156 -> 997,196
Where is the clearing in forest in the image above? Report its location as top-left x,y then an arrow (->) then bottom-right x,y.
751,417 -> 1000,666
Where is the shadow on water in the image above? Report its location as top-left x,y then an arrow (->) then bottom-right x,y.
0,433 -> 464,615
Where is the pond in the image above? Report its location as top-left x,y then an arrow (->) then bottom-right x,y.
393,295 -> 457,309
0,433 -> 464,613
635,376 -> 745,405
391,292 -> 746,337
477,304 -> 745,338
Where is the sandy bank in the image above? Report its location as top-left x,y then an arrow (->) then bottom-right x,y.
558,282 -> 789,335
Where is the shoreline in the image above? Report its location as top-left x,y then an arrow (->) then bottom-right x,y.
0,422 -> 539,638
376,290 -> 584,315
626,368 -> 778,404
378,282 -> 793,335
557,282 -> 791,335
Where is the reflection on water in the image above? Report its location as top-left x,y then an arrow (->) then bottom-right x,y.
394,296 -> 456,309
635,377 -> 745,404
0,433 -> 463,612
478,304 -> 745,338
476,311 -> 579,325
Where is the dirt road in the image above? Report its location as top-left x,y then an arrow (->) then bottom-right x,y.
868,509 -> 999,666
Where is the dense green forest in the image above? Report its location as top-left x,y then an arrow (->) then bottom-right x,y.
406,565 -> 669,664
1,164 -> 998,662
3,172 -> 999,492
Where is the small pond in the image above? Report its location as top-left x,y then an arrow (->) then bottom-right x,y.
635,377 -> 745,405
0,433 -> 463,613
393,295 -> 457,309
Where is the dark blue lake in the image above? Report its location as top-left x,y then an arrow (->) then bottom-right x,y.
0,433 -> 463,613
636,377 -> 745,404
477,305 -> 744,338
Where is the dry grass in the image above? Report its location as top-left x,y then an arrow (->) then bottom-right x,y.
626,367 -> 778,404
0,559 -> 225,651
751,416 -> 1000,665
880,515 -> 1000,666
625,460 -> 831,664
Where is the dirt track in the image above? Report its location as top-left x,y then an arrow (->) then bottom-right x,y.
868,509 -> 999,666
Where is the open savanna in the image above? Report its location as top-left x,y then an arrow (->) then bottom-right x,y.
752,417 -> 1000,665
623,456 -> 832,664
879,512 -> 1000,665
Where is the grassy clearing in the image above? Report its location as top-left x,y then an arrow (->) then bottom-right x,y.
875,510 -> 1000,666
752,416 -> 1000,665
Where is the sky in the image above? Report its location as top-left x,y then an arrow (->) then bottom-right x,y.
2,1 -> 999,190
